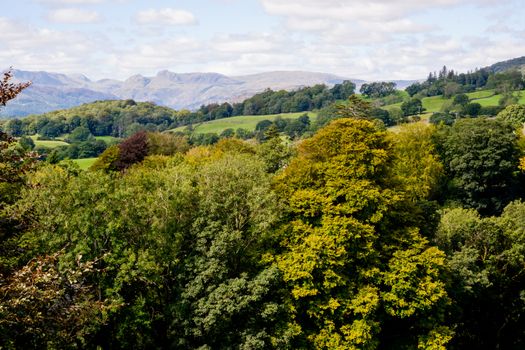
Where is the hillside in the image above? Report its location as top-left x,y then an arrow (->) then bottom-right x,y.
383,89 -> 525,113
487,56 -> 525,73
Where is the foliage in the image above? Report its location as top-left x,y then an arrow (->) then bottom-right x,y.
18,136 -> 35,151
360,81 -> 397,98
0,135 -> 38,275
437,118 -> 522,215
115,131 -> 149,170
0,70 -> 33,262
3,148 -> 290,348
257,133 -> 294,173
497,104 -> 525,127
236,81 -> 353,116
147,132 -> 190,155
46,139 -> 107,163
429,112 -> 455,126
336,94 -> 373,119
405,66 -> 490,97
435,203 -> 525,348
90,145 -> 120,172
67,126 -> 92,142
272,118 -> 450,349
389,123 -> 444,202
462,102 -> 481,116
1,65 -> 525,349
401,98 -> 424,116
0,252 -> 108,348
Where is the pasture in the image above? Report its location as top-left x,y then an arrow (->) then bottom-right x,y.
169,112 -> 318,135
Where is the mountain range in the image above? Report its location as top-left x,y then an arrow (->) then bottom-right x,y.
1,69 -> 417,117
4,55 -> 523,118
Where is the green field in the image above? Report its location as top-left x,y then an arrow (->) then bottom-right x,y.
383,89 -> 525,113
71,158 -> 98,170
169,112 -> 318,135
30,135 -> 69,148
467,89 -> 496,99
95,136 -> 121,144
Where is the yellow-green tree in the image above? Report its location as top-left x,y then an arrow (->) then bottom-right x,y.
272,118 -> 450,349
389,123 -> 444,202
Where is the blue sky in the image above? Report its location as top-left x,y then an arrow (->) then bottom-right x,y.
1,0 -> 524,80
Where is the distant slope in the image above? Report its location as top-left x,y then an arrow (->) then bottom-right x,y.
3,70 -> 117,117
487,56 -> 525,73
2,69 -> 362,118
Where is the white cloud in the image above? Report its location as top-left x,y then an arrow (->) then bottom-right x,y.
212,33 -> 286,53
39,0 -> 105,4
46,8 -> 103,23
259,0 -> 510,45
135,8 -> 197,26
1,1 -> 523,81
260,0 -> 507,22
0,17 -> 110,76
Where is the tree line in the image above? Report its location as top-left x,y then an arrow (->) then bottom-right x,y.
406,65 -> 525,98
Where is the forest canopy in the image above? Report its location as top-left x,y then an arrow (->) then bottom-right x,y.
1,66 -> 525,349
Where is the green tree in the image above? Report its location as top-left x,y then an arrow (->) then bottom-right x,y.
401,98 -> 424,116
90,145 -> 120,172
272,118 -> 450,349
67,126 -> 92,142
359,82 -> 397,98
4,119 -> 24,137
4,148 -> 290,348
257,132 -> 294,173
389,123 -> 444,202
435,202 -> 525,348
462,102 -> 481,116
452,94 -> 469,107
18,136 -> 35,151
336,94 -> 372,119
497,104 -> 525,128
438,118 -> 522,215
443,82 -> 461,99
147,132 -> 190,155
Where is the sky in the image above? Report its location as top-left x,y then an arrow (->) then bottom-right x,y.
1,0 -> 524,81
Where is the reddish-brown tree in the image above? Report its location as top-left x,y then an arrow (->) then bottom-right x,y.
115,131 -> 149,170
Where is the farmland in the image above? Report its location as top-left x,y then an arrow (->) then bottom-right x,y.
71,157 -> 98,170
169,111 -> 318,134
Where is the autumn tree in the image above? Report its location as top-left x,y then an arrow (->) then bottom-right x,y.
389,123 -> 444,202
272,118 -> 451,349
0,68 -> 31,106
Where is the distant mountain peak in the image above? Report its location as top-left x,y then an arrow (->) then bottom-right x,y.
2,68 -> 403,118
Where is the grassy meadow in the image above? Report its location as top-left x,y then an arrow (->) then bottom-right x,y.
383,89 -> 525,112
169,111 -> 318,134
30,135 -> 69,148
71,157 -> 98,170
